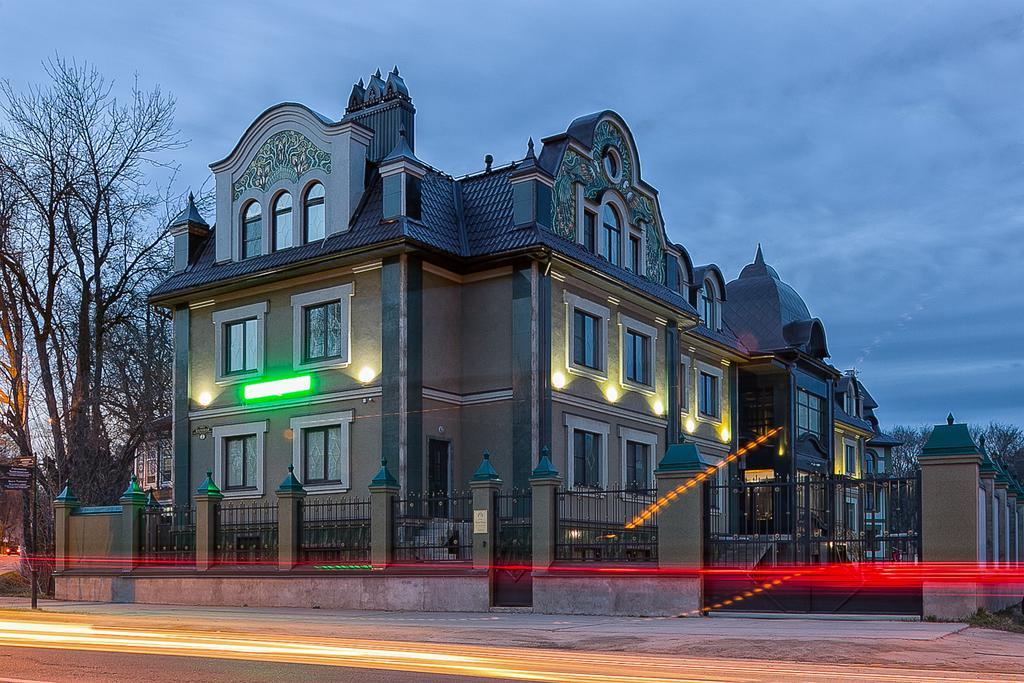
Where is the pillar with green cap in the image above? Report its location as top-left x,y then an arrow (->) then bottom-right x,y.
368,456 -> 399,568
529,446 -> 561,572
978,434 -> 998,562
655,438 -> 712,571
119,475 -> 148,570
53,481 -> 80,573
918,413 -> 985,619
194,471 -> 223,570
470,450 -> 502,571
277,466 -> 306,570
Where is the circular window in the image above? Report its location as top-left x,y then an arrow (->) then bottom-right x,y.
603,147 -> 621,181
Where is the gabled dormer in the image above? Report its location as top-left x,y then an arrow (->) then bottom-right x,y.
379,129 -> 425,221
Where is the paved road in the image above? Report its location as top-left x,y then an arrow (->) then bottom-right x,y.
0,646 -> 496,682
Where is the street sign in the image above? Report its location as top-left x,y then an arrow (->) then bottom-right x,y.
2,480 -> 28,490
14,457 -> 34,468
4,468 -> 30,479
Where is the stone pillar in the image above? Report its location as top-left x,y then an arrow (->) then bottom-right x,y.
277,466 -> 306,571
995,481 -> 1010,564
1007,490 -> 1018,564
918,414 -> 983,620
194,471 -> 223,571
53,482 -> 80,573
655,442 -> 712,570
530,447 -> 561,571
368,457 -> 399,569
470,451 -> 502,571
1017,496 -> 1024,563
118,475 -> 148,571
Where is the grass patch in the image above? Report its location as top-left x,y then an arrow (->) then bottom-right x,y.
968,606 -> 1024,634
0,571 -> 31,597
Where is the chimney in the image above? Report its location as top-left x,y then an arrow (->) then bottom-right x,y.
343,66 -> 415,163
168,193 -> 209,272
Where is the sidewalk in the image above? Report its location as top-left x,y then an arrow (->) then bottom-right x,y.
1,598 -> 1022,675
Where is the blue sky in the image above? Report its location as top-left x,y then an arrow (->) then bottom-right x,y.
3,0 -> 1022,426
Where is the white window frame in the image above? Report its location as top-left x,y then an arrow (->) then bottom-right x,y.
701,278 -> 721,332
564,413 -> 610,490
843,438 -> 859,476
696,361 -> 724,424
213,420 -> 267,499
619,426 -> 658,492
290,410 -> 354,494
564,292 -> 610,381
291,283 -> 355,371
619,314 -> 657,395
213,302 -> 268,385
680,355 -> 691,415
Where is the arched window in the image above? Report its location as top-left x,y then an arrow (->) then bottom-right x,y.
304,182 -> 326,243
701,278 -> 719,331
600,203 -> 621,265
242,201 -> 262,259
865,451 -> 877,476
272,192 -> 292,251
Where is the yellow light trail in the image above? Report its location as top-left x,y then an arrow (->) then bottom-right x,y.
625,427 -> 783,529
0,613 -> 1015,683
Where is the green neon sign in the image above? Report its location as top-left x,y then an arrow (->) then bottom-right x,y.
243,375 -> 312,401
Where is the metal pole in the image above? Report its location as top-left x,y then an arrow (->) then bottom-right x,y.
30,457 -> 37,609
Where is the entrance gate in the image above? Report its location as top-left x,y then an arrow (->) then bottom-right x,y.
703,474 -> 921,615
492,489 -> 532,607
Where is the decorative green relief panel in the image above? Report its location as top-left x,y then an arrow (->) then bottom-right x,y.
233,130 -> 331,200
550,120 -> 665,285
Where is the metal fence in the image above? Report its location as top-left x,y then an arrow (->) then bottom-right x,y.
299,496 -> 371,564
140,505 -> 195,566
494,489 -> 532,568
393,491 -> 473,563
555,486 -> 659,562
214,500 -> 279,566
704,474 -> 920,568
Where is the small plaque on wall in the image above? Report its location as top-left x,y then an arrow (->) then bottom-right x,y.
473,509 -> 488,534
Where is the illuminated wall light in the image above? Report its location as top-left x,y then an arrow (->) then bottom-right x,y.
684,417 -> 696,434
196,391 -> 213,407
652,399 -> 664,415
551,371 -> 567,390
719,426 -> 731,443
604,385 -> 619,402
243,375 -> 312,401
357,366 -> 376,384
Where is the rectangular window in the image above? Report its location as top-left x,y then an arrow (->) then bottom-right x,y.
224,318 -> 258,375
627,234 -> 642,273
303,425 -> 343,484
845,443 -> 857,475
224,434 -> 258,490
382,174 -> 402,219
303,301 -> 344,363
624,329 -> 650,385
572,310 -> 601,370
583,211 -> 596,252
699,371 -> 720,418
243,220 -> 261,259
573,430 -> 601,488
797,388 -> 825,439
625,441 -> 650,491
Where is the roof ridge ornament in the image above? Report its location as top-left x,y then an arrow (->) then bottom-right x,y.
526,137 -> 535,159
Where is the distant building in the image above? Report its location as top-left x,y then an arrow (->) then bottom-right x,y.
132,416 -> 173,502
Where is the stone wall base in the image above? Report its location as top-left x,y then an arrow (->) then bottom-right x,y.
923,581 -> 1024,620
532,572 -> 701,617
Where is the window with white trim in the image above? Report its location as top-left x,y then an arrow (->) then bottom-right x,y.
697,362 -> 723,420
619,426 -> 658,493
272,192 -> 293,251
680,356 -> 691,414
303,182 -> 326,243
844,441 -> 857,475
600,203 -> 621,265
797,388 -> 825,439
213,302 -> 268,383
701,278 -> 720,331
619,314 -> 657,392
241,201 -> 262,259
213,421 -> 267,498
564,293 -> 609,379
565,414 -> 609,490
290,411 -> 353,492
291,283 -> 354,370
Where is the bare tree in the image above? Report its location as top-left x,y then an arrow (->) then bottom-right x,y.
0,57 -> 180,505
886,425 -> 931,476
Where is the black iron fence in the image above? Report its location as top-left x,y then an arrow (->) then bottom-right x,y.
494,489 -> 532,568
393,491 -> 473,563
555,486 -> 659,562
214,500 -> 279,566
704,474 -> 921,568
299,496 -> 371,564
140,505 -> 195,566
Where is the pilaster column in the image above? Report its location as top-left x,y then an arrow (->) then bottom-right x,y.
118,476 -> 147,571
368,457 -> 400,569
194,472 -> 223,571
470,451 -> 502,571
277,466 -> 306,570
53,482 -> 80,573
529,447 -> 561,571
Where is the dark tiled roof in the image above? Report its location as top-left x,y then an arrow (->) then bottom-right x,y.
835,405 -> 874,433
867,432 -> 902,447
687,321 -> 750,355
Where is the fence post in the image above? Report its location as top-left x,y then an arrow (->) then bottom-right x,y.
53,482 -> 80,573
654,441 -> 711,571
918,414 -> 985,619
118,475 -> 147,571
470,451 -> 502,571
529,447 -> 561,571
277,466 -> 306,571
194,471 -> 223,571
368,457 -> 399,569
